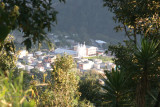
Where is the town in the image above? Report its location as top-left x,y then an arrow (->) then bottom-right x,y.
16,42 -> 116,75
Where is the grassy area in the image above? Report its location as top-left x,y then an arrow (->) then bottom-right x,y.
85,56 -> 113,62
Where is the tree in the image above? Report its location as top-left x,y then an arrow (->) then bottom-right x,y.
107,40 -> 136,74
52,54 -> 80,106
103,0 -> 160,44
103,1 -> 160,106
0,35 -> 17,76
79,71 -> 102,106
38,54 -> 80,107
133,39 -> 159,107
0,0 -> 65,50
101,69 -> 133,107
107,39 -> 160,107
0,2 -> 19,43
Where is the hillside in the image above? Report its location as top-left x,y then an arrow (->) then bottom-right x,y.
14,0 -> 126,49
53,0 -> 125,44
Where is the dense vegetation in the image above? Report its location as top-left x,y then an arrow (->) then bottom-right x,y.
0,0 -> 160,107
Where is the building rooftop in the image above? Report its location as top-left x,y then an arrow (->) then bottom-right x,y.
55,48 -> 77,55
95,40 -> 106,44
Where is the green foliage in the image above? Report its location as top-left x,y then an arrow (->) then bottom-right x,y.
54,54 -> 74,71
133,39 -> 160,107
1,0 -> 65,50
107,40 -> 136,73
78,99 -> 95,107
107,39 -> 160,107
14,69 -> 32,90
103,0 -> 160,43
52,54 -> 80,106
0,35 -> 17,76
79,71 -> 102,106
0,2 -> 19,42
134,39 -> 159,75
85,56 -> 113,63
101,69 -> 133,107
38,54 -> 80,107
0,71 -> 36,107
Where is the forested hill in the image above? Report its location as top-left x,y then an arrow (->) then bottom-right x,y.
53,0 -> 125,44
14,0 -> 125,48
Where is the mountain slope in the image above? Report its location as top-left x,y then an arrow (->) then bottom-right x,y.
53,0 -> 125,44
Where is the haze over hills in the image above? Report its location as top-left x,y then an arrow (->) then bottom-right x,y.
53,0 -> 125,45
14,0 -> 126,49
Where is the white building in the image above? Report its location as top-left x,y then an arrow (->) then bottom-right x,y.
18,50 -> 28,59
77,43 -> 87,58
30,59 -> 38,66
27,54 -> 33,57
25,65 -> 34,72
78,60 -> 94,71
35,51 -> 43,56
38,56 -> 46,61
38,67 -> 45,72
45,63 -> 51,68
94,63 -> 101,69
17,65 -> 25,70
16,62 -> 25,70
86,46 -> 97,56
74,43 -> 97,58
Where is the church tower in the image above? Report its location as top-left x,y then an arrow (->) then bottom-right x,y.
77,42 -> 87,58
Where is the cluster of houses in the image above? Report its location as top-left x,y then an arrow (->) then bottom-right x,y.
16,50 -> 56,72
16,43 -> 116,73
76,58 -> 116,73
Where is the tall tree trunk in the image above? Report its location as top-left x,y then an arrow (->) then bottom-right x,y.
136,74 -> 148,107
136,82 -> 145,107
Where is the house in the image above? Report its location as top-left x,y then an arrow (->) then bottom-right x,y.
86,46 -> 97,56
45,63 -> 51,68
18,50 -> 28,59
97,50 -> 105,56
25,65 -> 34,72
23,56 -> 32,64
78,60 -> 94,71
35,66 -> 45,72
35,51 -> 43,56
39,67 -> 45,72
37,61 -> 43,67
17,65 -> 25,70
30,58 -> 38,66
16,62 -> 25,70
94,63 -> 101,69
100,63 -> 107,69
38,55 -> 46,61
27,54 -> 33,57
